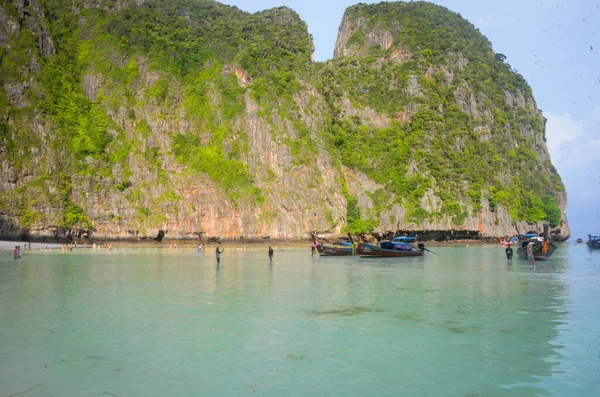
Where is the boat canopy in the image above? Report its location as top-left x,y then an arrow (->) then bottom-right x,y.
392,236 -> 416,242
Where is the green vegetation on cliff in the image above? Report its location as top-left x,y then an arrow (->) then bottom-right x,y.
1,0 -> 312,227
0,0 -> 567,238
326,2 -> 564,230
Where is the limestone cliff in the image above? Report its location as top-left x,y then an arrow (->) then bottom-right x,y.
0,0 -> 569,242
324,2 -> 569,241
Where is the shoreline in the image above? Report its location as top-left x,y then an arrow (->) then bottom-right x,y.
1,238 -> 569,252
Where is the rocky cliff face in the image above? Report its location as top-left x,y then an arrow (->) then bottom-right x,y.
323,2 -> 569,241
0,0 -> 569,242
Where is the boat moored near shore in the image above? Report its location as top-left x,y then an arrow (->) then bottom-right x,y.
357,242 -> 425,258
516,225 -> 557,261
316,244 -> 354,256
587,235 -> 600,250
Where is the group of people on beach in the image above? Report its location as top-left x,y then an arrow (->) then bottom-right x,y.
59,243 -> 113,252
11,240 -> 280,265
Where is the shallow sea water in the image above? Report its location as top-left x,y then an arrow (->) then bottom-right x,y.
1,244 -> 599,396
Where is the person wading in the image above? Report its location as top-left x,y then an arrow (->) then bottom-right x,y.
14,245 -> 22,260
216,247 -> 224,264
268,246 -> 274,261
505,245 -> 513,260
527,242 -> 535,267
352,240 -> 359,256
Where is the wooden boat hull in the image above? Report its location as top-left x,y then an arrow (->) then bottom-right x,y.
587,240 -> 600,249
317,244 -> 354,256
358,243 -> 424,258
517,241 -> 557,260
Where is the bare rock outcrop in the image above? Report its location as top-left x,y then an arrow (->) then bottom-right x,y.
333,16 -> 364,58
83,73 -> 104,101
223,65 -> 252,88
0,5 -> 20,46
339,96 -> 390,128
454,83 -> 480,118
334,14 -> 393,59
4,81 -> 29,108
14,0 -> 55,56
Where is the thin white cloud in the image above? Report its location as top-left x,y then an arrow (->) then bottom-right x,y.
475,16 -> 495,26
544,111 -> 600,237
545,112 -> 584,165
475,15 -> 515,27
545,112 -> 600,202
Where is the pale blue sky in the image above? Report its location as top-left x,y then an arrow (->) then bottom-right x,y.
222,0 -> 599,239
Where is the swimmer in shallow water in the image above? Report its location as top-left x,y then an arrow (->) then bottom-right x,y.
216,247 -> 224,264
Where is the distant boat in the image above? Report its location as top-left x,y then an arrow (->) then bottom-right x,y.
316,243 -> 354,256
587,235 -> 600,250
357,243 -> 424,258
516,225 -> 557,260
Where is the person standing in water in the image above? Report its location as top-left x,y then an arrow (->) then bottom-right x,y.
268,246 -> 274,261
311,240 -> 318,256
216,247 -> 224,264
505,245 -> 513,260
14,246 -> 22,260
527,242 -> 535,267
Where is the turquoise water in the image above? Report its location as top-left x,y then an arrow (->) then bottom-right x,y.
1,245 -> 599,396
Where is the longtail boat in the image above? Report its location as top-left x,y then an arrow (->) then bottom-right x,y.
316,244 -> 354,256
587,235 -> 600,250
516,225 -> 557,260
357,243 -> 424,258
517,239 -> 557,260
